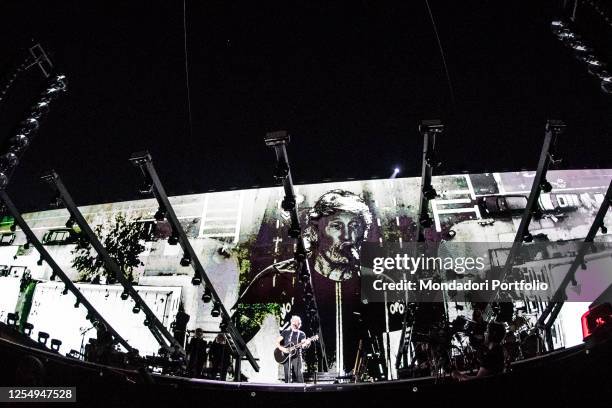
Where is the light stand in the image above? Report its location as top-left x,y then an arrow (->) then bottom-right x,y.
40,170 -> 184,356
264,130 -> 328,374
395,120 -> 443,371
129,151 -> 259,378
483,120 -> 565,321
0,191 -> 134,354
537,179 -> 612,349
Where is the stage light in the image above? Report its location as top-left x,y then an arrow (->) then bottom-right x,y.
10,134 -> 29,150
191,273 -> 202,286
138,180 -> 153,196
168,234 -> 179,245
132,305 -> 141,314
390,167 -> 400,179
154,207 -> 166,221
0,173 -> 8,189
74,299 -> 80,308
540,180 -> 552,193
49,272 -> 56,281
420,217 -> 434,229
65,217 -> 75,229
62,286 -> 69,295
23,241 -> 30,250
37,257 -> 43,266
211,302 -> 221,317
570,41 -> 591,53
602,81 -> 612,94
23,322 -> 34,336
86,312 -> 93,321
219,319 -> 228,332
273,161 -> 290,179
299,270 -> 311,284
523,233 -> 534,243
120,290 -> 129,300
143,318 -> 150,327
0,152 -> 19,170
202,286 -> 212,303
583,55 -> 604,67
180,254 -> 191,267
281,197 -> 295,212
551,20 -> 564,28
9,222 -> 16,232
22,117 -> 39,133
423,186 -> 438,200
50,339 -> 62,352
38,332 -> 49,346
601,224 -> 608,234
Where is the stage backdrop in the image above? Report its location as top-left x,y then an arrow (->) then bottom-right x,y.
0,169 -> 610,381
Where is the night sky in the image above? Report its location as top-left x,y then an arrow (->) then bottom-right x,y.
0,1 -> 610,212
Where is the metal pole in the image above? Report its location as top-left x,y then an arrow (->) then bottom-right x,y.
395,120 -> 443,370
264,130 -> 329,372
40,170 -> 184,355
484,120 -> 565,321
129,152 -> 259,373
538,179 -> 612,349
0,190 -> 134,354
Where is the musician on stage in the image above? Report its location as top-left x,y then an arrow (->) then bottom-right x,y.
276,316 -> 312,383
452,321 -> 506,381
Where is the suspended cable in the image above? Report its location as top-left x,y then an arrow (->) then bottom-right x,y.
424,0 -> 456,110
182,0 -> 194,139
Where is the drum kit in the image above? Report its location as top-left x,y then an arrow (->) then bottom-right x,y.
404,312 -> 545,377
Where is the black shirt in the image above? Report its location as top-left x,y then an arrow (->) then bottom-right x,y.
281,329 -> 306,354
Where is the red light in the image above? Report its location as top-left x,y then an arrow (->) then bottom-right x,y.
582,303 -> 612,341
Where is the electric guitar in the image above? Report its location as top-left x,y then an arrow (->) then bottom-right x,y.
274,335 -> 319,364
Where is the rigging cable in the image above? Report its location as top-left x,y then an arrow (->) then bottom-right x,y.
424,0 -> 456,111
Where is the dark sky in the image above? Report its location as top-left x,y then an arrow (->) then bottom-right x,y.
0,1 -> 610,212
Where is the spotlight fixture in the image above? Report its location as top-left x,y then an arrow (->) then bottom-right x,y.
523,233 -> 534,243
37,257 -> 43,266
191,273 -> 202,286
138,179 -> 153,196
65,217 -> 75,229
540,180 -> 553,193
154,207 -> 166,221
120,290 -> 129,300
9,222 -> 16,232
0,173 -> 8,189
86,312 -> 93,321
49,272 -> 56,281
201,286 -> 212,303
601,223 -> 608,234
132,305 -> 141,314
299,270 -> 311,284
74,299 -> 80,308
180,254 -> 191,267
219,319 -> 228,332
9,134 -> 29,151
62,286 -> 69,295
23,241 -> 30,250
211,302 -> 221,318
420,217 -> 434,229
423,186 -> 438,200
281,197 -> 295,212
168,234 -> 179,245
143,318 -> 150,327
273,161 -> 290,179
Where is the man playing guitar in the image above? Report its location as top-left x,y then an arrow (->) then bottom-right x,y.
276,315 -> 312,383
